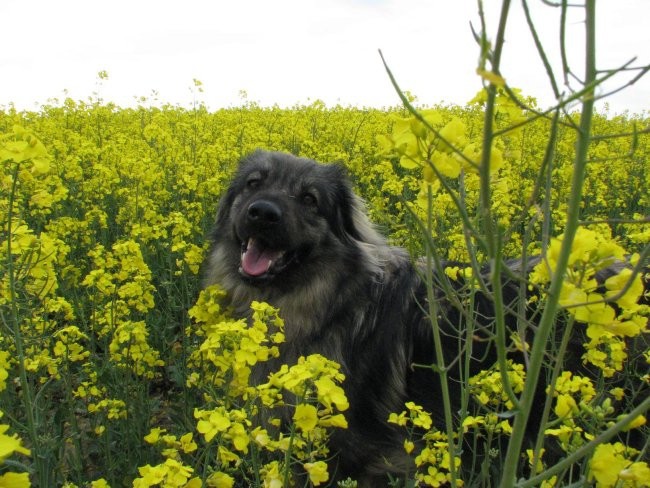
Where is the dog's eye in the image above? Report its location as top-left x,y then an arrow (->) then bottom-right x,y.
246,174 -> 262,190
300,192 -> 318,207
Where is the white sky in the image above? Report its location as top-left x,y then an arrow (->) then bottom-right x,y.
1,0 -> 649,114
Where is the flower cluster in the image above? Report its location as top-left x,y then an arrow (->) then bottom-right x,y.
178,289 -> 349,486
134,429 -> 200,488
83,240 -> 163,378
388,402 -> 463,487
530,227 -> 648,376
468,360 -> 526,411
188,290 -> 285,396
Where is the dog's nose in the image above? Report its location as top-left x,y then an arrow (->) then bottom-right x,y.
247,200 -> 282,225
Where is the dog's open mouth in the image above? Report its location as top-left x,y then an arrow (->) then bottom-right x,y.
239,237 -> 295,279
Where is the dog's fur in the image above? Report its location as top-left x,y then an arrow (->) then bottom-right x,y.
204,150 -> 648,485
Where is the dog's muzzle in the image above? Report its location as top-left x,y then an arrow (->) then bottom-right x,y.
238,199 -> 296,280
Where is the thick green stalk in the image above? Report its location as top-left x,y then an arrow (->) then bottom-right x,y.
499,2 -> 598,485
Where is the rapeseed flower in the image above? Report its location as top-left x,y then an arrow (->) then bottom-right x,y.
294,404 -> 319,433
589,443 -> 650,487
206,472 -> 235,488
0,472 -> 31,487
195,408 -> 231,442
304,460 -> 329,486
0,424 -> 31,462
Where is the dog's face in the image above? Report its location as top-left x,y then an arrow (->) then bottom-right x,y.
212,151 -> 365,285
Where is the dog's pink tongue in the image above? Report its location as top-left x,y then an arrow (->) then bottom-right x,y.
242,239 -> 282,276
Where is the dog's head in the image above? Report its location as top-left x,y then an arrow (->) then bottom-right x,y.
209,150 -> 384,286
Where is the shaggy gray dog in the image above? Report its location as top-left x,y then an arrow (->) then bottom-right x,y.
204,150 -> 649,485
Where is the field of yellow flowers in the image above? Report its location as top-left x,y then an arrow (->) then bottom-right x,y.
1,87 -> 649,487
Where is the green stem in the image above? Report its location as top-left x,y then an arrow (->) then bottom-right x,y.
424,184 -> 459,485
530,317 -> 575,474
479,0 -> 520,411
499,2 -> 597,485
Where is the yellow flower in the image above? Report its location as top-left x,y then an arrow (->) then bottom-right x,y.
195,408 -> 231,442
217,446 -> 240,466
444,266 -> 461,280
90,479 -> 110,488
497,419 -> 513,435
583,335 -> 628,377
0,472 -> 31,487
460,141 -> 504,173
405,402 -> 433,430
469,360 -> 526,409
404,439 -> 415,454
293,404 -> 318,433
461,415 -> 485,433
314,376 -> 349,412
609,387 -> 625,401
183,478 -> 202,488
134,464 -> 165,487
161,459 -> 194,487
437,117 -> 467,153
227,422 -> 249,453
429,151 -> 461,179
0,425 -> 31,462
619,414 -> 646,431
619,462 -> 650,484
388,411 -> 408,427
262,461 -> 283,488
605,268 -> 644,312
179,433 -> 198,453
418,465 -> 451,487
526,449 -> 546,474
304,461 -> 329,486
207,472 -> 235,488
144,427 -> 167,444
318,414 -> 348,429
544,424 -> 585,453
589,443 -> 631,486
554,394 -> 578,419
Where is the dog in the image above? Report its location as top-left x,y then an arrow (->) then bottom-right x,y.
203,150 -> 649,485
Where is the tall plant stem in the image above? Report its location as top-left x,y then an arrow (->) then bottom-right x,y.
499,1 -> 597,485
423,185 -> 459,485
479,0 -> 521,411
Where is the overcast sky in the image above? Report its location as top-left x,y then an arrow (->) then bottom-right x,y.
2,0 -> 649,114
